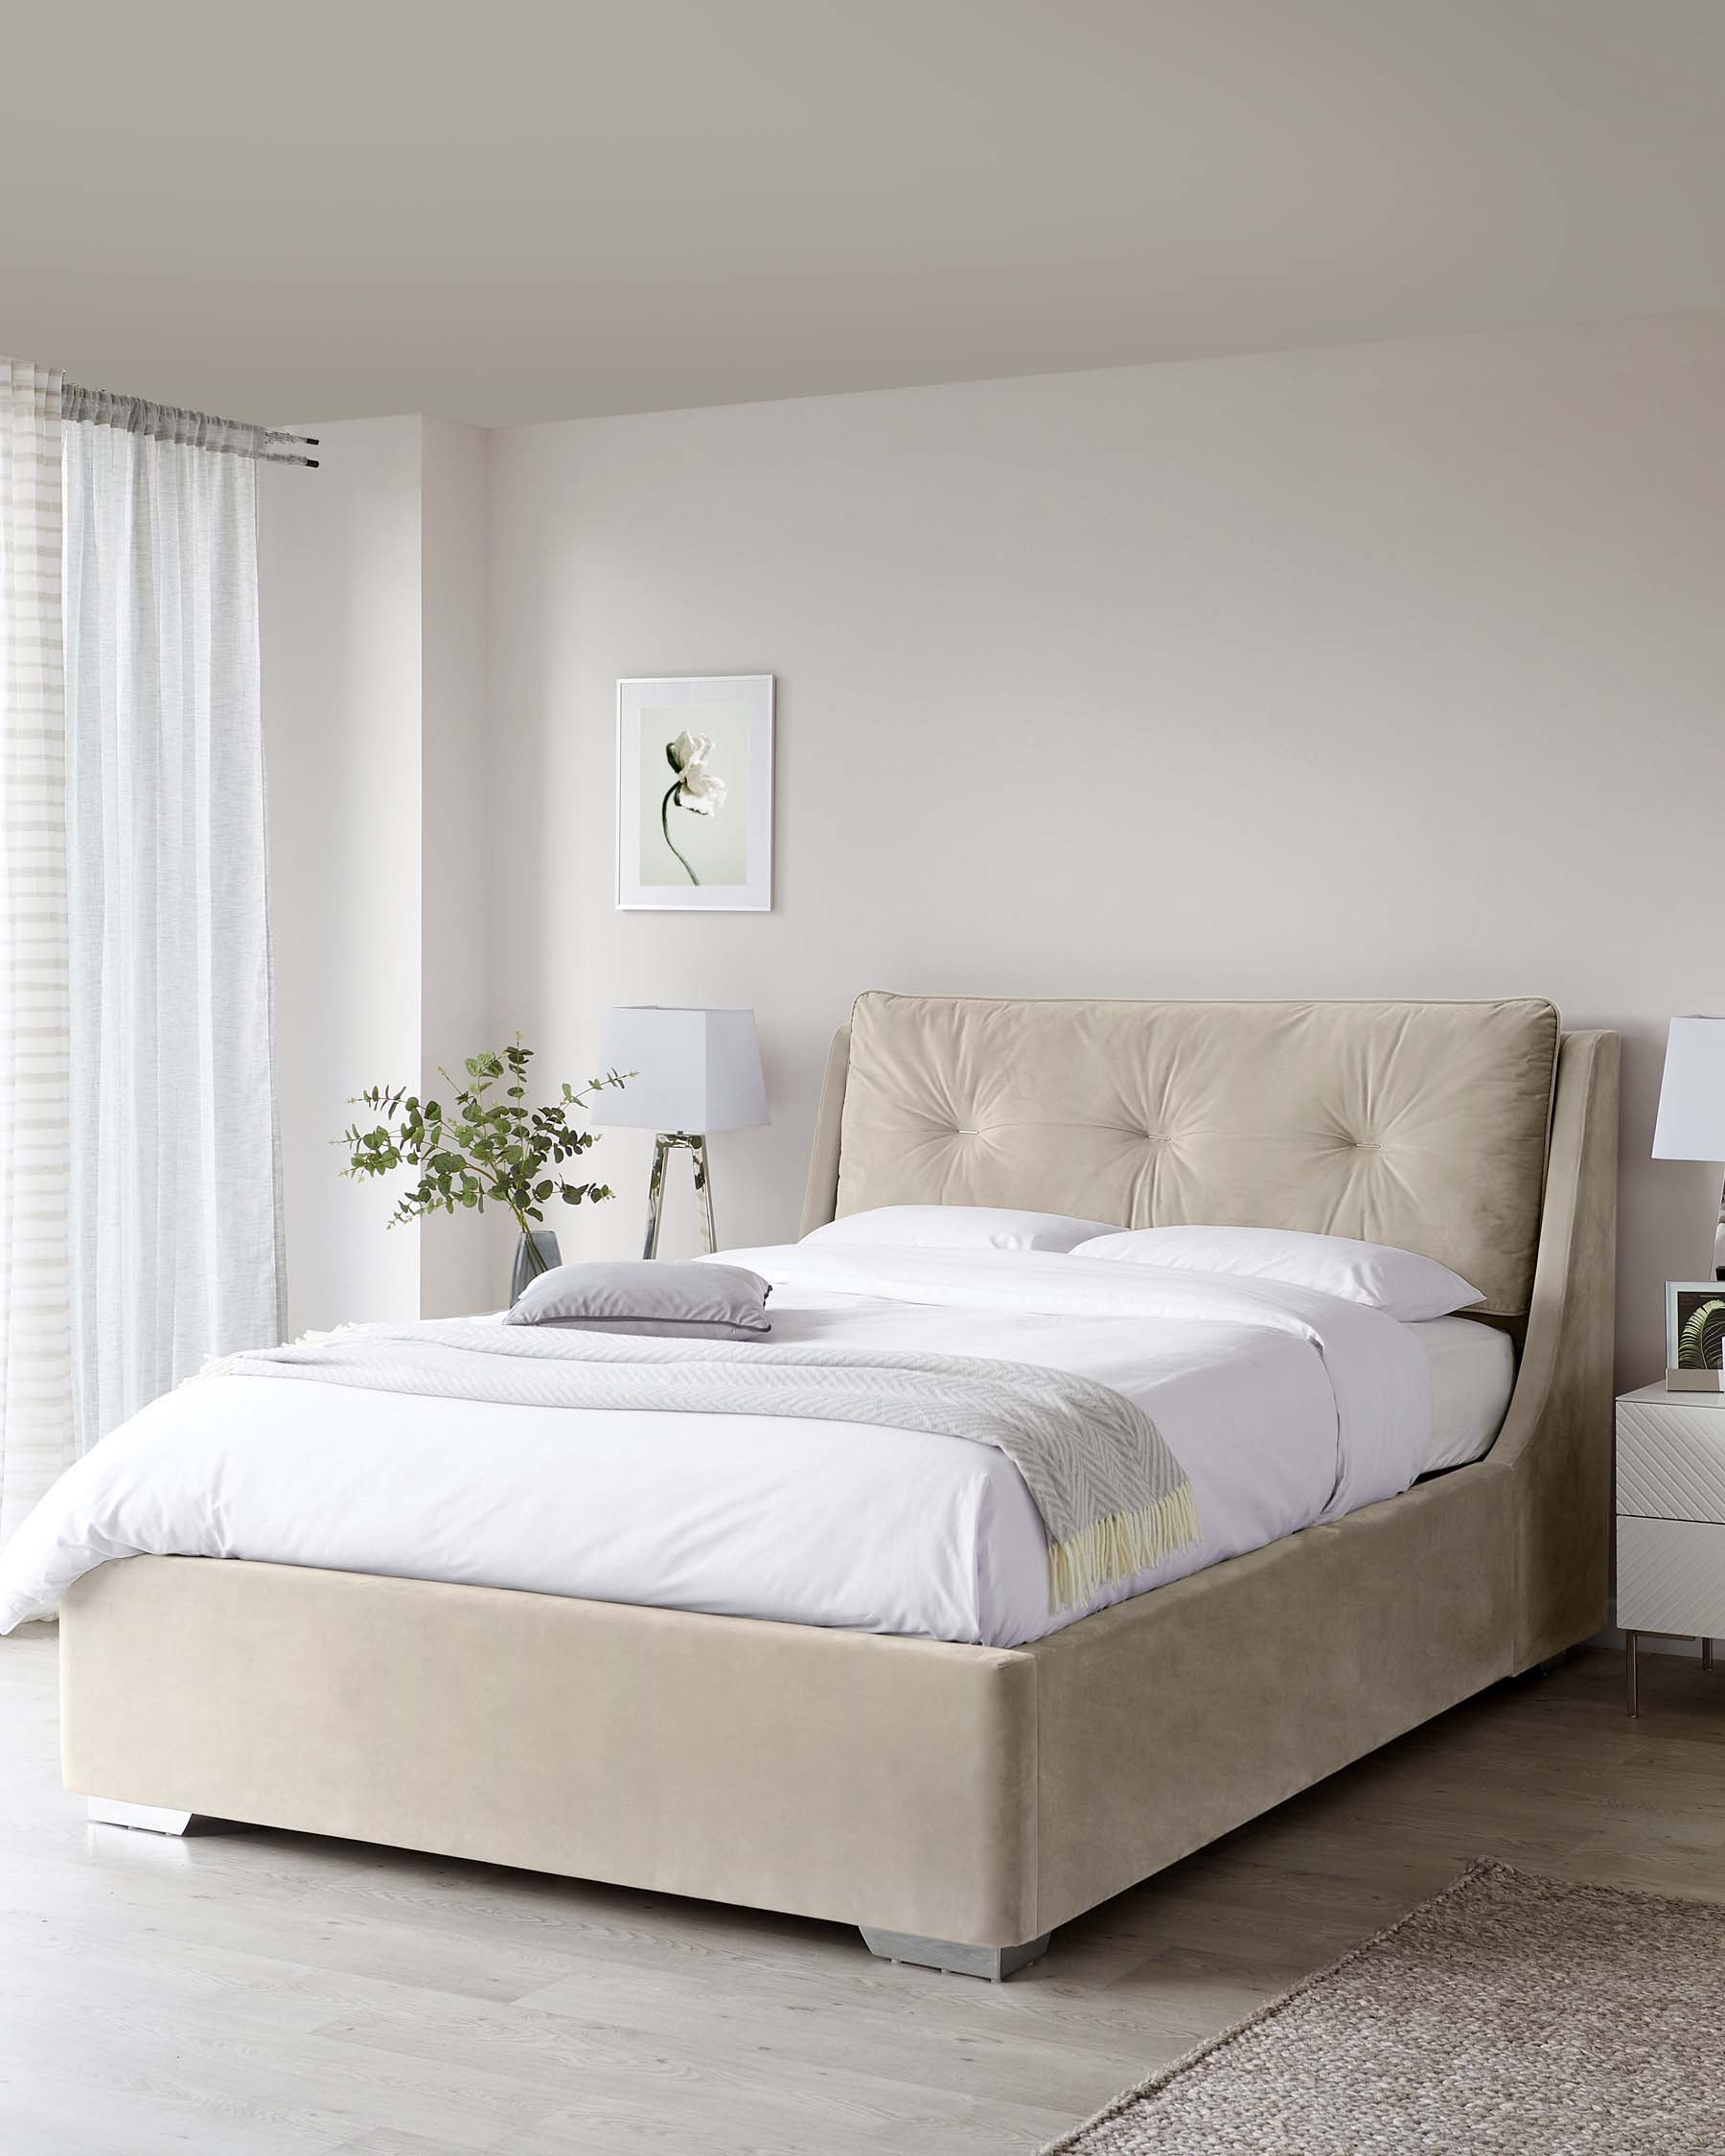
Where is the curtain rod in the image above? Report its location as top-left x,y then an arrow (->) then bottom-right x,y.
62,382 -> 320,468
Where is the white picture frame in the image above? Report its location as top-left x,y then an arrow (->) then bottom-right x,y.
616,675 -> 774,912
1667,1277 -> 1725,1392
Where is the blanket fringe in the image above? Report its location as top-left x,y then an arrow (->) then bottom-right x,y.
1047,1484 -> 1201,1612
196,1319 -> 370,1385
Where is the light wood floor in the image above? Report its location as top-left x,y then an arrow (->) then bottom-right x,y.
3,1633 -> 1723,2155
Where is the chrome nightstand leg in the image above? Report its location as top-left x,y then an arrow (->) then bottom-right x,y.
1626,1631 -> 1639,1718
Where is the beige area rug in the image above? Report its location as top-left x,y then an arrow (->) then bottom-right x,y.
1046,1860 -> 1725,2153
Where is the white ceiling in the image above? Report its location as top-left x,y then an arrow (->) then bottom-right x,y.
8,0 -> 1725,426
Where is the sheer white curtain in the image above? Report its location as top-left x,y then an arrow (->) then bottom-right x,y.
61,397 -> 284,1451
0,363 -> 75,1539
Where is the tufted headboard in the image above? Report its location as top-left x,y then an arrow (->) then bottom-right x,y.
802,993 -> 1563,1319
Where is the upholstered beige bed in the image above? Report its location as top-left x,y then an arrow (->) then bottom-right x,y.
59,995 -> 1618,1978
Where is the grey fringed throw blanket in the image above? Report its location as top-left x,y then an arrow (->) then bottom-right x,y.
219,1320 -> 1199,1612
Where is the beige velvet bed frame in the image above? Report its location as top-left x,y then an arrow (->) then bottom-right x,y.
60,996 -> 1619,1980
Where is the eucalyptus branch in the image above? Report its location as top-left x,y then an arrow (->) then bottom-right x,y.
337,1039 -> 631,1258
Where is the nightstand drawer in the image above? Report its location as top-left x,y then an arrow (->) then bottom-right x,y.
1618,1393 -> 1725,1523
1618,1516 -> 1725,1633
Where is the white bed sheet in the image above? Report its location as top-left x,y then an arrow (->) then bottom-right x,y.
1412,1314 -> 1515,1473
0,1247 -> 1510,1647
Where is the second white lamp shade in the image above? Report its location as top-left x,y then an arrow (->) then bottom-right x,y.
598,1006 -> 768,1135
1653,1017 -> 1725,1162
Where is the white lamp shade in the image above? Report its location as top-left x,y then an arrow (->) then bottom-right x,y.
598,1006 -> 768,1134
1652,1017 -> 1725,1161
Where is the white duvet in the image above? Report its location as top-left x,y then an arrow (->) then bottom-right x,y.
0,1245 -> 1460,1647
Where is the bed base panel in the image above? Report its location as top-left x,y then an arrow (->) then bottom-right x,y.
61,1554 -> 1044,1951
55,1442 -> 1549,1956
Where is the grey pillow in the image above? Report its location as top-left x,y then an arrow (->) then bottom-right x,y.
505,1260 -> 772,1341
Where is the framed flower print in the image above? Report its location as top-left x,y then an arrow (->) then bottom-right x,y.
615,676 -> 774,912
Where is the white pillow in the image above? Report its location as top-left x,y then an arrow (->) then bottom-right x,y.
804,1204 -> 1119,1254
1070,1226 -> 1484,1321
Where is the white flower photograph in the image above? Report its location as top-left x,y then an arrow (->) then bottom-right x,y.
616,675 -> 773,910
651,722 -> 740,886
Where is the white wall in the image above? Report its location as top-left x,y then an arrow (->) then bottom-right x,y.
417,418 -> 494,1319
261,416 -> 494,1334
484,314 -> 1725,1385
261,417 -> 424,1335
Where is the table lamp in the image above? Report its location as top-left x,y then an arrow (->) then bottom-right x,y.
598,1006 -> 768,1257
1653,1016 -> 1725,1390
1653,1016 -> 1725,1282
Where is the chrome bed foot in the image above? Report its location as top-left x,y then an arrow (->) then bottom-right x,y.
860,1926 -> 1052,1981
86,1798 -> 195,1835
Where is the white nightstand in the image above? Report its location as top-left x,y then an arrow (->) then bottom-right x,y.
1618,1382 -> 1725,1714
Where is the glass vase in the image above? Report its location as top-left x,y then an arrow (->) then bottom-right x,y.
509,1228 -> 563,1306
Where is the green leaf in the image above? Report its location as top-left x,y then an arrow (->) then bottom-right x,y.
340,1041 -> 620,1237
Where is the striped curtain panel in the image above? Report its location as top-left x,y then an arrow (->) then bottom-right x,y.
0,365 -> 286,1544
0,363 -> 74,1542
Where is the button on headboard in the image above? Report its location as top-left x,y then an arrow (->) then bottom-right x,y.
817,994 -> 1561,1318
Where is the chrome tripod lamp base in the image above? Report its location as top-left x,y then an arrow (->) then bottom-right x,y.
643,1132 -> 717,1259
